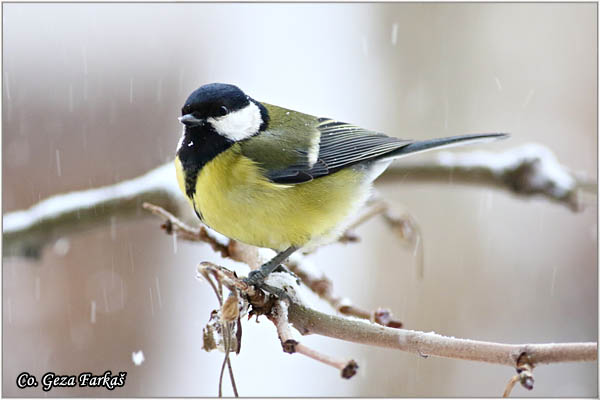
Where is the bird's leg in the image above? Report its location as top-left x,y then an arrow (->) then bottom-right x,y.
244,246 -> 298,286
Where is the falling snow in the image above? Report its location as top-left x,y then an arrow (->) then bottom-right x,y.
128,244 -> 135,273
129,78 -> 134,103
494,76 -> 503,91
53,237 -> 71,256
132,350 -> 145,366
110,216 -> 117,240
522,89 -> 535,108
412,235 -> 420,258
90,301 -> 97,324
111,256 -> 116,287
56,149 -> 62,177
391,23 -> 398,45
149,287 -> 155,317
155,277 -> 163,309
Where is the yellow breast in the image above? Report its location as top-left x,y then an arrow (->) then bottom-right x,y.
175,144 -> 369,251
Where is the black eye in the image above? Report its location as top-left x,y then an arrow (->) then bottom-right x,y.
218,105 -> 228,116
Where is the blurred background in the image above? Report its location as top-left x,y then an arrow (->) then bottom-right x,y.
2,3 -> 597,397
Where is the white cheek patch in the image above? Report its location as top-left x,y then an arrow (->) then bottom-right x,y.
207,101 -> 263,141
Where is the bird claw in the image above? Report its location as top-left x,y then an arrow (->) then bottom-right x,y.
244,269 -> 266,286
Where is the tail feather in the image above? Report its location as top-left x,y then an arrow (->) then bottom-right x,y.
385,133 -> 509,160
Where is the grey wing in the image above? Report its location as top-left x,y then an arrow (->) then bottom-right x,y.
267,118 -> 411,184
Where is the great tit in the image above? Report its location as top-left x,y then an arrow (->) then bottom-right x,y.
174,83 -> 507,286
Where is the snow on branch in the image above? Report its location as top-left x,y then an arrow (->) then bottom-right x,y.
286,302 -> 597,366
3,164 -> 183,258
382,143 -> 595,211
196,259 -> 596,395
3,144 -> 595,259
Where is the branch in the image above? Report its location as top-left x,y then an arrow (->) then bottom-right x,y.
4,144 -> 592,258
269,300 -> 358,379
142,202 -> 230,259
197,259 -> 595,389
198,268 -> 239,397
163,207 -> 596,369
286,302 -> 597,366
380,143 -> 596,212
3,164 -> 182,258
180,209 -> 595,394
144,203 -> 404,329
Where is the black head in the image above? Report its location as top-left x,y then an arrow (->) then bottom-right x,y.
179,83 -> 269,140
181,83 -> 250,120
176,83 -> 269,198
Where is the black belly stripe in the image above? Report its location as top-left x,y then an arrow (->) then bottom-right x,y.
184,169 -> 200,200
177,124 -> 234,201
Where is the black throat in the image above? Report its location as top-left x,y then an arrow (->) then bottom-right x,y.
177,124 -> 234,199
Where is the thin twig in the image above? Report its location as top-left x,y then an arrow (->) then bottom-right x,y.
219,320 -> 239,398
149,203 -> 402,326
144,203 -> 266,271
222,292 -> 240,397
199,271 -> 227,397
502,374 -> 520,397
270,301 -> 358,379
218,336 -> 227,397
226,354 -> 238,397
143,202 -> 230,258
199,270 -> 239,397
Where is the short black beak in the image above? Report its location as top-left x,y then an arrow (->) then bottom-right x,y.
178,114 -> 204,127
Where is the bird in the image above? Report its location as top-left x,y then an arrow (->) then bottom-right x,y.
174,83 -> 507,287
